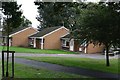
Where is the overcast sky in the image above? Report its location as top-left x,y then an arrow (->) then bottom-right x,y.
17,0 -> 39,28
17,0 -> 100,28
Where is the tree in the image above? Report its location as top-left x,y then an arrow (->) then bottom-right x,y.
34,2 -> 80,30
21,16 -> 32,27
2,2 -> 23,34
74,2 -> 120,66
1,2 -> 23,77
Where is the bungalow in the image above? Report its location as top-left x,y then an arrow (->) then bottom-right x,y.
61,34 -> 105,54
29,26 -> 69,49
3,26 -> 38,47
2,25 -> 104,54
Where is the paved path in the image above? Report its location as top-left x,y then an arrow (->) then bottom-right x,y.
8,57 -> 120,79
2,53 -> 119,59
1,52 -> 119,79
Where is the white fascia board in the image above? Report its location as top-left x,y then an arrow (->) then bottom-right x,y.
33,28 -> 38,32
60,33 -> 70,38
42,26 -> 69,38
29,37 -> 43,39
62,26 -> 69,31
9,27 -> 36,37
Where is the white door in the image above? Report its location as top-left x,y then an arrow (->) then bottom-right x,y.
9,38 -> 12,46
70,39 -> 74,51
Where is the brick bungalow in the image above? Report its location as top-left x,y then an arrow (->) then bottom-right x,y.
2,25 -> 104,54
3,26 -> 38,47
61,34 -> 105,54
29,26 -> 69,49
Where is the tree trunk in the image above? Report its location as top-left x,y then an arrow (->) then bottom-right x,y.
106,45 -> 110,66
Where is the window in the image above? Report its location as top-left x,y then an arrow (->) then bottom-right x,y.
66,42 -> 69,46
62,40 -> 65,45
29,38 -> 34,45
62,39 -> 69,47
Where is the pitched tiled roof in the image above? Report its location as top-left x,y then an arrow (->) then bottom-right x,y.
2,26 -> 31,37
10,26 -> 30,35
29,26 -> 62,37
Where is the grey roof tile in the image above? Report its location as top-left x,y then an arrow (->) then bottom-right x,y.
10,26 -> 30,35
29,26 -> 62,37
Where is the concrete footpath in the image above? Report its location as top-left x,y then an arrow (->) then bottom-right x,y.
8,57 -> 120,79
1,53 -> 119,59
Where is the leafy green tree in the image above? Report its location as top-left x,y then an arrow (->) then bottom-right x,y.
2,2 -> 23,34
34,2 -> 80,30
21,16 -> 32,27
74,2 -> 120,66
1,2 -> 23,77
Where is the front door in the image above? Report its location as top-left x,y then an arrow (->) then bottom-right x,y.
74,41 -> 79,52
36,39 -> 41,49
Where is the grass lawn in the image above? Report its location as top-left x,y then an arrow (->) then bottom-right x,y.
2,62 -> 88,78
19,57 -> 120,74
0,46 -> 77,54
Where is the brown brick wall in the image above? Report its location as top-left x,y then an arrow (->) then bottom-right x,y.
74,41 -> 79,52
11,27 -> 37,47
86,43 -> 105,54
44,28 -> 69,49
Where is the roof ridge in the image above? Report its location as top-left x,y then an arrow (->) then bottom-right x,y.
29,26 -> 66,38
